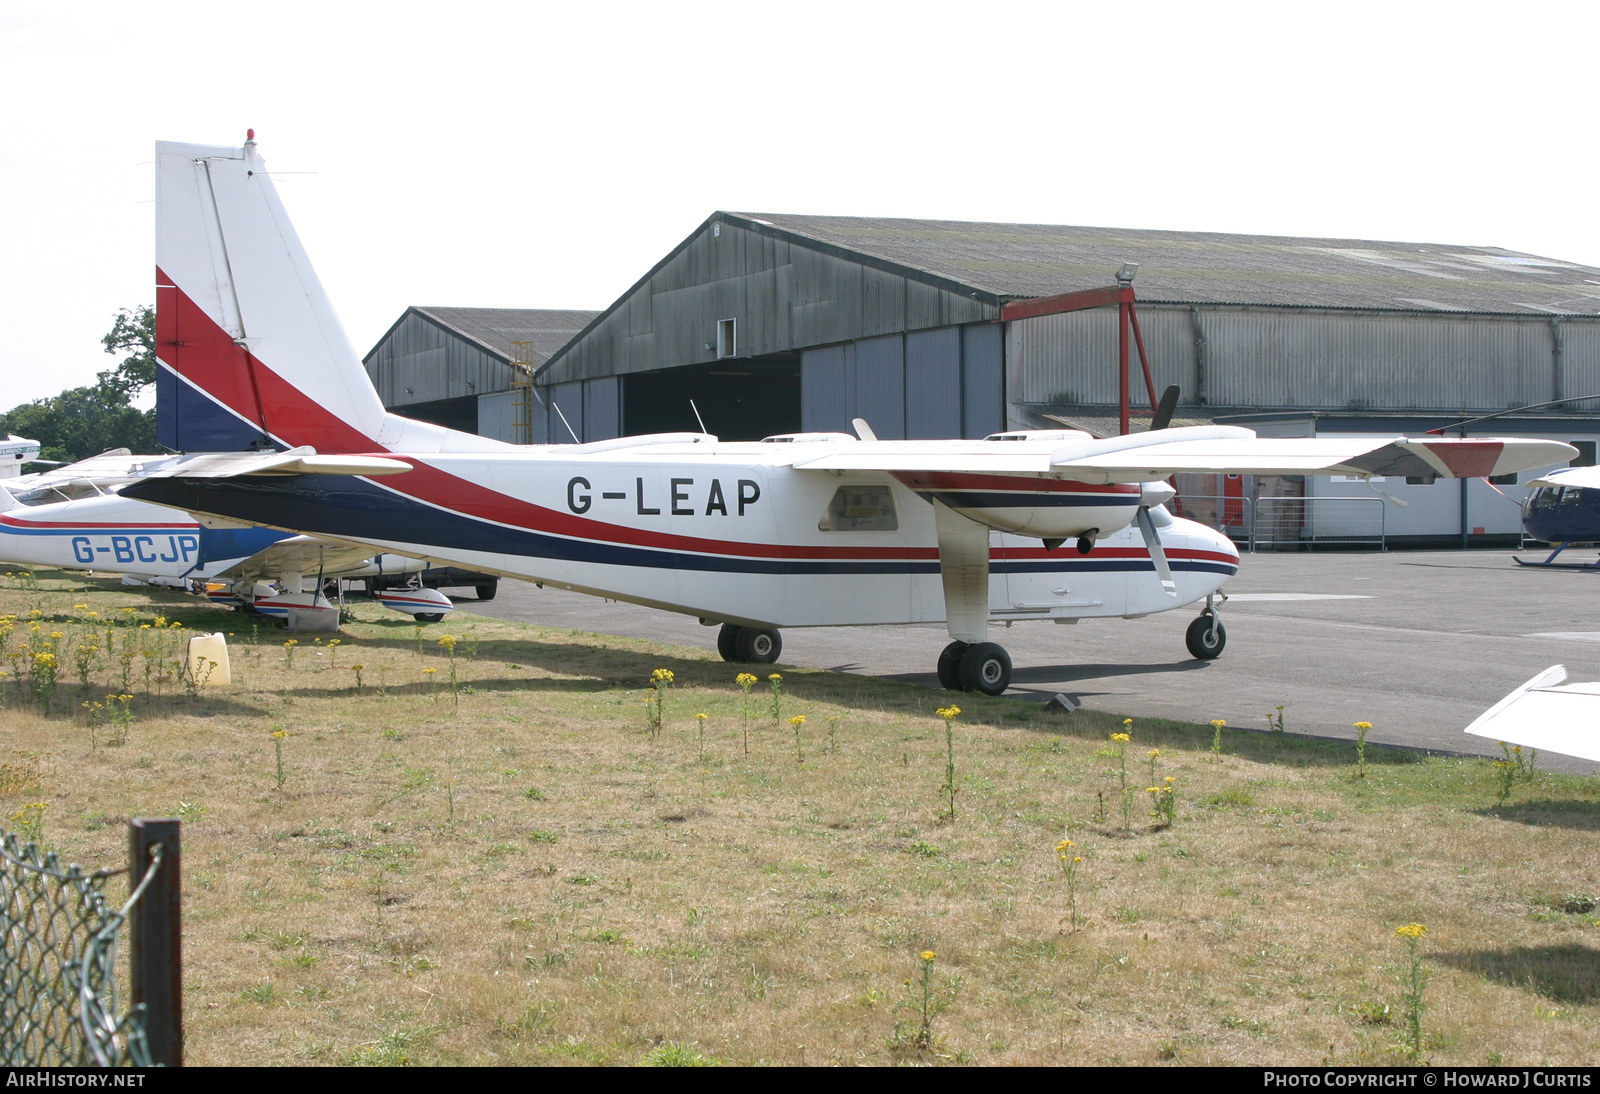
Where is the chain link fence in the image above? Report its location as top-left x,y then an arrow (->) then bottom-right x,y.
0,828 -> 165,1066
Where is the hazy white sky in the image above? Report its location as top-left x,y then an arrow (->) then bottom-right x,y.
3,1 -> 1597,406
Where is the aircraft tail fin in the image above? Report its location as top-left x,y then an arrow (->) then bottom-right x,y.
155,137 -> 508,456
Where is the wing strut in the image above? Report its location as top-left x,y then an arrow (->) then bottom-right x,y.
933,499 -> 990,644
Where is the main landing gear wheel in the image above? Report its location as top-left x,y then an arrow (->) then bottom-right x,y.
936,641 -> 968,690
1185,613 -> 1226,659
414,612 -> 445,624
718,624 -> 783,664
958,642 -> 1012,696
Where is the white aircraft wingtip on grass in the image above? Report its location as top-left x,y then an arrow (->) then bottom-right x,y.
1465,665 -> 1600,765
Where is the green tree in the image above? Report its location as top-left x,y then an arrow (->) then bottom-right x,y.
97,306 -> 157,401
0,307 -> 157,463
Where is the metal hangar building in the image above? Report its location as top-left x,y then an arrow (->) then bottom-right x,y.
363,214 -> 1600,543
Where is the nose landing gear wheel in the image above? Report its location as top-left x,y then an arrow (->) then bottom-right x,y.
1185,613 -> 1226,659
936,641 -> 969,690
958,642 -> 1012,695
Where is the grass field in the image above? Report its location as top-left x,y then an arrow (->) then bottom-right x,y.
1,568 -> 1597,1066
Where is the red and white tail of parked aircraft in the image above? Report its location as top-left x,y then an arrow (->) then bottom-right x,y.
118,135 -> 1576,694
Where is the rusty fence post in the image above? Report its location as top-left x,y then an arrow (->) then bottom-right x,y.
128,818 -> 182,1066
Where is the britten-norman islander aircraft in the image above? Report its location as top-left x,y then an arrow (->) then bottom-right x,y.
117,136 -> 1575,694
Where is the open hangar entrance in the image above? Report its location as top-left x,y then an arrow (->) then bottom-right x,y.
622,355 -> 801,440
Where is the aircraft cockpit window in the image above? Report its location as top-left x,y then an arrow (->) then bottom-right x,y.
1561,487 -> 1584,507
1531,488 -> 1558,510
818,485 -> 897,532
7,479 -> 106,507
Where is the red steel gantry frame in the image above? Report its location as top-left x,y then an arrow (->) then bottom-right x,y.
999,278 -> 1159,436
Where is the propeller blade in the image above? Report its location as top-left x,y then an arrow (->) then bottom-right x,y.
1151,385 -> 1181,431
1135,507 -> 1178,597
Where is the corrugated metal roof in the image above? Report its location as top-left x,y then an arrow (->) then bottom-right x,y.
402,307 -> 600,366
727,213 -> 1600,316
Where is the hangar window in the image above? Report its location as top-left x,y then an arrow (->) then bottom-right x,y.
818,485 -> 897,532
1569,441 -> 1597,468
716,318 -> 737,359
1488,472 -> 1518,485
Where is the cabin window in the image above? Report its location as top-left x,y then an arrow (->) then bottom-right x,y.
1531,488 -> 1558,510
818,485 -> 897,532
1561,487 -> 1584,507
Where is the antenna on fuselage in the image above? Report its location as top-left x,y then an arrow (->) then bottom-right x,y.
689,399 -> 708,434
551,401 -> 580,444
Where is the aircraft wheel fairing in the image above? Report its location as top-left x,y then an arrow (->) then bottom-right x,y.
937,641 -> 969,690
735,627 -> 782,664
1185,614 -> 1226,659
959,642 -> 1012,695
716,623 -> 741,662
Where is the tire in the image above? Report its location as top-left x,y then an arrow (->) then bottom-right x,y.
936,641 -> 968,690
716,623 -> 742,662
1185,614 -> 1226,659
475,580 -> 498,602
734,627 -> 782,664
958,642 -> 1012,696
414,612 -> 445,624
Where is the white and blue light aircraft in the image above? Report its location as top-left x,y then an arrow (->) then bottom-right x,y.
0,459 -> 454,623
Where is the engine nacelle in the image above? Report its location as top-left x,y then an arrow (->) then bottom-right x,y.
894,472 -> 1168,539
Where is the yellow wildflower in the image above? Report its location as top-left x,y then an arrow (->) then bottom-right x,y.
1110,732 -> 1130,743
1210,719 -> 1226,729
768,673 -> 781,682
936,705 -> 961,720
735,672 -> 757,688
788,715 -> 805,727
1354,721 -> 1372,730
919,950 -> 936,962
438,635 -> 457,650
272,730 -> 287,739
1394,923 -> 1426,940
650,668 -> 674,685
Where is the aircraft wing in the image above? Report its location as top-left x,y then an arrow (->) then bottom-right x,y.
1525,465 -> 1600,491
1464,665 -> 1600,764
792,426 -> 1576,483
209,536 -> 388,583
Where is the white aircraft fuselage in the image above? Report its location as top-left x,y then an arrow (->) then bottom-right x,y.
136,439 -> 1239,632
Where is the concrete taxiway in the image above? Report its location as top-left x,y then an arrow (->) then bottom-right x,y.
457,548 -> 1600,773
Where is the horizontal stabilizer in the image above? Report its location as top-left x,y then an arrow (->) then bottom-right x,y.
136,447 -> 412,480
1464,665 -> 1600,764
